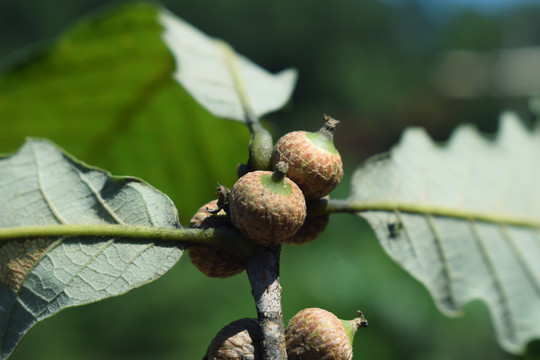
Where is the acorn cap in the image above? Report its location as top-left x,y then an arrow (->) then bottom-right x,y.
205,318 -> 262,360
285,308 -> 367,360
189,200 -> 245,278
229,163 -> 307,246
271,115 -> 344,200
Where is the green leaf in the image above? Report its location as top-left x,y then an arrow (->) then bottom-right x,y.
160,10 -> 297,122
347,112 -> 540,354
0,3 -> 250,225
0,139 -> 185,360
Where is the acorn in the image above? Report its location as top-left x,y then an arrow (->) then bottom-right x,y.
283,196 -> 330,245
189,200 -> 246,278
283,214 -> 329,245
271,115 -> 343,200
229,162 -> 307,246
204,318 -> 262,360
285,308 -> 368,360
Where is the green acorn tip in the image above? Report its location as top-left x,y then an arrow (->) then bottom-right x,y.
342,310 -> 368,345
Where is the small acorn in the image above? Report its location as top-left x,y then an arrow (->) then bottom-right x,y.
283,214 -> 329,245
189,200 -> 246,278
285,308 -> 367,360
229,162 -> 307,246
284,196 -> 330,245
271,115 -> 344,200
204,318 -> 262,360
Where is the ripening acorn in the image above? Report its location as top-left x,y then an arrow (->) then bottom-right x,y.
229,162 -> 307,246
189,200 -> 246,278
285,308 -> 368,360
204,318 -> 262,360
271,115 -> 344,200
283,213 -> 329,245
284,196 -> 330,245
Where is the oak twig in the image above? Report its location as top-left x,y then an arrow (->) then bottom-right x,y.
246,245 -> 287,360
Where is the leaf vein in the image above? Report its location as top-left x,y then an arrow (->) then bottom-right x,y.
426,215 -> 457,309
31,143 -> 66,224
46,239 -> 116,305
76,171 -> 125,225
469,220 -> 517,340
500,226 -> 540,297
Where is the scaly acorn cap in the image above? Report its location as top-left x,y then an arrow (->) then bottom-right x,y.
271,115 -> 344,200
189,200 -> 246,278
204,318 -> 262,360
285,308 -> 368,360
229,162 -> 307,246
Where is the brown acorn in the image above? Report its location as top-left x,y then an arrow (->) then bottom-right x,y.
204,318 -> 262,360
285,308 -> 367,360
189,200 -> 246,278
229,162 -> 307,246
271,115 -> 343,200
283,214 -> 329,245
284,196 -> 330,245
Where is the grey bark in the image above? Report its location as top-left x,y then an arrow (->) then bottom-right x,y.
246,245 -> 287,360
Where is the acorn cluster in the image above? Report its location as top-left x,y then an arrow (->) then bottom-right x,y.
188,115 -> 343,278
205,308 -> 367,360
227,114 -> 342,247
196,117 -> 368,359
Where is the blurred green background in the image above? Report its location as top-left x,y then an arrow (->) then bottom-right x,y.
2,0 -> 540,359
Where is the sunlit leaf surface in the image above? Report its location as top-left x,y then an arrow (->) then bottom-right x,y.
0,139 -> 184,359
349,112 -> 540,354
160,10 -> 297,122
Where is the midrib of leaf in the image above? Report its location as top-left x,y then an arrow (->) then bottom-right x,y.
0,225 -> 214,243
216,40 -> 256,123
328,200 -> 540,229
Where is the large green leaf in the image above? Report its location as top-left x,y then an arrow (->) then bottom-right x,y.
0,3 -> 252,225
160,10 -> 297,122
347,112 -> 540,354
0,139 -> 185,360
